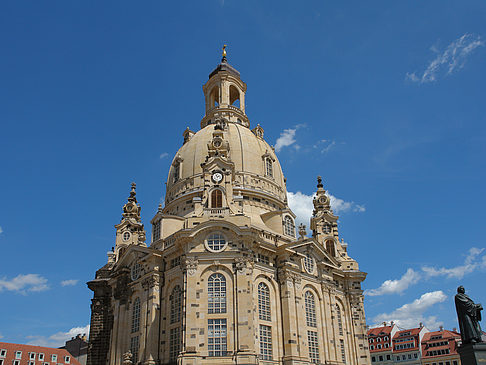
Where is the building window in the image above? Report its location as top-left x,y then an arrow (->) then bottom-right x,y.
211,189 -> 223,208
170,285 -> 182,324
130,335 -> 139,363
131,297 -> 141,333
206,233 -> 227,252
170,326 -> 181,361
131,262 -> 142,281
208,318 -> 227,357
0,360 -> 3,365
65,355 -> 70,363
13,361 -> 19,365
304,253 -> 315,274
173,162 -> 180,182
258,282 -> 271,321
340,339 -> 346,363
259,324 -> 272,360
386,354 -> 391,360
336,304 -> 343,335
29,353 -> 36,360
283,216 -> 295,237
208,273 -> 226,314
15,351 -> 22,359
372,356 -> 376,362
51,354 -> 57,362
379,355 -> 383,361
326,239 -> 336,256
0,350 -> 5,357
308,330 -> 320,363
265,158 -> 273,177
370,345 -> 374,350
38,353 -> 44,361
305,291 -> 317,327
123,231 -> 131,241
153,220 -> 161,242
257,253 -> 270,265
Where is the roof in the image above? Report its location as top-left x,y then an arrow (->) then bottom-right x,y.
368,325 -> 394,336
393,327 -> 422,338
209,58 -> 240,79
0,342 -> 82,365
421,330 -> 461,359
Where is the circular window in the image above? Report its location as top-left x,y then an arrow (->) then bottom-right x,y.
131,262 -> 142,280
123,231 -> 131,241
205,233 -> 227,252
304,254 -> 315,274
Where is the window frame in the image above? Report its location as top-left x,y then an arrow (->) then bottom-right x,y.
208,273 -> 227,314
283,215 -> 295,237
205,232 -> 227,253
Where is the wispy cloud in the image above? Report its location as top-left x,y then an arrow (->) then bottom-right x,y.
287,190 -> 365,226
422,247 -> 486,279
407,33 -> 484,83
61,279 -> 79,287
0,226 -> 3,234
366,247 -> 486,296
313,139 -> 337,154
0,274 -> 49,294
274,124 -> 305,153
159,152 -> 169,159
26,325 -> 90,348
372,291 -> 447,329
365,268 -> 420,296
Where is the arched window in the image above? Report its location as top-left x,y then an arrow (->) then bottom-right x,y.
283,216 -> 295,237
326,240 -> 336,257
229,85 -> 240,108
131,297 -> 140,333
305,291 -> 317,328
304,254 -> 315,274
173,162 -> 180,183
210,86 -> 219,107
208,273 -> 226,313
265,158 -> 273,177
170,285 -> 182,324
258,282 -> 271,321
211,189 -> 223,208
336,304 -> 343,336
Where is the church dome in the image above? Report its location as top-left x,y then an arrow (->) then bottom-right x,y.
165,122 -> 287,207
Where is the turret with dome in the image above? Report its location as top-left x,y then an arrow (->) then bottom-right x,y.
87,47 -> 370,365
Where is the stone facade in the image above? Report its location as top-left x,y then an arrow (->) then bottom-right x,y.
87,51 -> 371,365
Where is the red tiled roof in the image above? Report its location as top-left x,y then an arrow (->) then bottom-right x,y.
0,342 -> 82,365
421,330 -> 461,358
368,326 -> 394,336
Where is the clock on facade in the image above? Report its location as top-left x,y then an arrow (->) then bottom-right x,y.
212,172 -> 223,183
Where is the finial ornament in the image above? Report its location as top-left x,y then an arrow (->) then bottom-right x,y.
222,44 -> 227,62
317,176 -> 324,189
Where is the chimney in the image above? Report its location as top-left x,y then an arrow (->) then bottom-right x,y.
453,327 -> 457,333
419,322 -> 424,328
439,326 -> 444,331
383,322 -> 387,327
391,321 -> 395,327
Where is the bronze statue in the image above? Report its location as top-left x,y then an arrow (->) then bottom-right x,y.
455,286 -> 483,344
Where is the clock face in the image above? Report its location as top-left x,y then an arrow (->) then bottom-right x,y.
212,172 -> 223,183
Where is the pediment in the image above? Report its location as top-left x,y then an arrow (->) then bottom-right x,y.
282,238 -> 340,268
113,245 -> 153,271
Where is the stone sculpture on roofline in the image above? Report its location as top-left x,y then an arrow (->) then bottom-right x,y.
454,285 -> 486,364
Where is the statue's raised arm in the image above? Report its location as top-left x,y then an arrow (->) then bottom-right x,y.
455,286 -> 483,344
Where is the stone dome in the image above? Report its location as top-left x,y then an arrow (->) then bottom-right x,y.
165,122 -> 287,208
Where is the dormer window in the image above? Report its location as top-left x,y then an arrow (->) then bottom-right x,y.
265,158 -> 273,177
211,189 -> 223,208
153,220 -> 161,242
173,162 -> 180,182
283,216 -> 295,237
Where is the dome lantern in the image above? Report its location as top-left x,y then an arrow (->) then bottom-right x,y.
201,45 -> 249,129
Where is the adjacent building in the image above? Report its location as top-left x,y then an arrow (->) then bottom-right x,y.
86,50 -> 371,365
61,335 -> 88,365
392,326 -> 428,364
421,328 -> 461,365
0,342 -> 81,365
369,323 -> 399,364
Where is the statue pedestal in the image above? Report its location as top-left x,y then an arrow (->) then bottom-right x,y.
458,342 -> 486,365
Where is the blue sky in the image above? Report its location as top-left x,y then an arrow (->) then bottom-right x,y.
1,0 -> 486,346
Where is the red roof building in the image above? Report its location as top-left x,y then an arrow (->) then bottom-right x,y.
420,328 -> 461,365
0,342 -> 82,365
392,325 -> 429,364
368,323 -> 399,364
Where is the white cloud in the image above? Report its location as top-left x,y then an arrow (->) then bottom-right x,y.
287,190 -> 365,227
0,274 -> 49,294
366,247 -> 486,296
313,139 -> 337,154
0,226 -> 3,234
159,152 -> 169,159
372,291 -> 447,329
26,325 -> 90,348
422,247 -> 486,279
61,279 -> 79,287
365,268 -> 420,296
275,128 -> 297,153
407,33 -> 484,83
